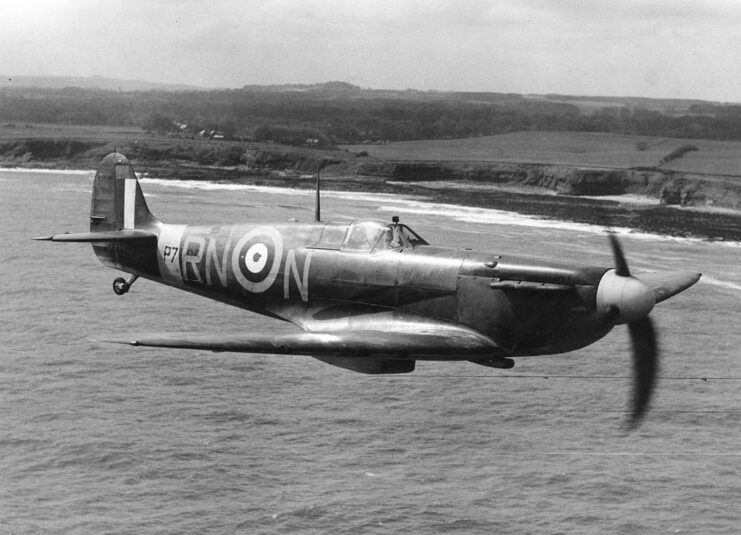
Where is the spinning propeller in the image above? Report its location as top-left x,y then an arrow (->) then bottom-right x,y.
596,234 -> 658,429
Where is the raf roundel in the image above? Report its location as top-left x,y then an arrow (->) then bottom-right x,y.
231,226 -> 284,293
244,242 -> 269,273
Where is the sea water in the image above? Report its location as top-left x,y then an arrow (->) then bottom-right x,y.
1,169 -> 740,534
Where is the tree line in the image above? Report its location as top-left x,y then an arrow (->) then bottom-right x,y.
3,85 -> 741,148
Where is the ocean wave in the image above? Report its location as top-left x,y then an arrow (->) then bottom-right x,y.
375,202 -> 741,247
0,167 -> 94,176
139,177 -> 741,247
140,177 -> 415,202
141,177 -> 310,195
700,276 -> 741,293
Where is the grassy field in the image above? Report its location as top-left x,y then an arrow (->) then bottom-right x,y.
0,123 -> 248,155
660,138 -> 741,175
343,131 -> 741,176
0,123 -> 146,141
4,124 -> 741,180
0,123 -> 350,172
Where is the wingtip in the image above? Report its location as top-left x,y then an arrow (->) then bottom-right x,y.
88,336 -> 139,346
33,232 -> 74,241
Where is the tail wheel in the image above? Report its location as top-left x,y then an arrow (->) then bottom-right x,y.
113,277 -> 129,295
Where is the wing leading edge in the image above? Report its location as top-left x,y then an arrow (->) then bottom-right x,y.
94,326 -> 498,359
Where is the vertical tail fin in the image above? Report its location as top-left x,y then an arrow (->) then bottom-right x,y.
90,152 -> 159,232
35,152 -> 162,277
35,153 -> 160,239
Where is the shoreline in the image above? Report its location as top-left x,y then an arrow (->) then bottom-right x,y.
4,160 -> 741,242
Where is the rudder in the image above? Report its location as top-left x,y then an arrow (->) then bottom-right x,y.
88,152 -> 161,278
91,152 -> 159,232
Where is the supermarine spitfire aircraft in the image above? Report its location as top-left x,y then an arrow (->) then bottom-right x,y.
38,153 -> 701,428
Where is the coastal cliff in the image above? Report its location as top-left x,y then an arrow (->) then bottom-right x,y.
2,132 -> 741,211
375,161 -> 741,209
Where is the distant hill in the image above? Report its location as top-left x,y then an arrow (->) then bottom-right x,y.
240,82 -> 726,112
0,76 -> 730,112
241,81 -> 362,93
0,75 -> 205,92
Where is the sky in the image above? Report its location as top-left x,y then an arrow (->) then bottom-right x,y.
1,0 -> 740,102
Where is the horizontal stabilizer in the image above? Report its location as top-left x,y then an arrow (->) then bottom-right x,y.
93,328 -> 499,358
33,229 -> 158,243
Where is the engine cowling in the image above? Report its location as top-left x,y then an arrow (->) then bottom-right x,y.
596,269 -> 655,324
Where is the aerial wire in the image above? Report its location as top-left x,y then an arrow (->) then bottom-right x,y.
381,374 -> 741,380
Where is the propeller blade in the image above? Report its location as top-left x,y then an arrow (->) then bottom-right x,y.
608,233 -> 631,277
605,234 -> 661,429
627,316 -> 658,429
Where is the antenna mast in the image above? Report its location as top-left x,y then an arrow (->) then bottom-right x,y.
314,163 -> 321,222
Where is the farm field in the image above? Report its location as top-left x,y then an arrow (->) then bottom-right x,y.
4,125 -> 741,179
661,138 -> 741,175
343,131 -> 741,176
0,123 -> 146,142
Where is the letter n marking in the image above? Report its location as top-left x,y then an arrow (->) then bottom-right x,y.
284,250 -> 312,302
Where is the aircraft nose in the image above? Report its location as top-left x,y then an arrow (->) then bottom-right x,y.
596,269 -> 656,324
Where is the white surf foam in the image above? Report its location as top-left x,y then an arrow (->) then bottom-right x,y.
140,177 -> 308,194
0,167 -> 94,176
140,177 -> 416,202
138,178 -> 741,247
375,201 -> 741,247
700,276 -> 741,293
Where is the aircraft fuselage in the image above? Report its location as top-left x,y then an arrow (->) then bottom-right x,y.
94,219 -> 613,357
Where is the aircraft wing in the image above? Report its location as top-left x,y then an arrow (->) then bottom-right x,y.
95,327 -> 498,358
